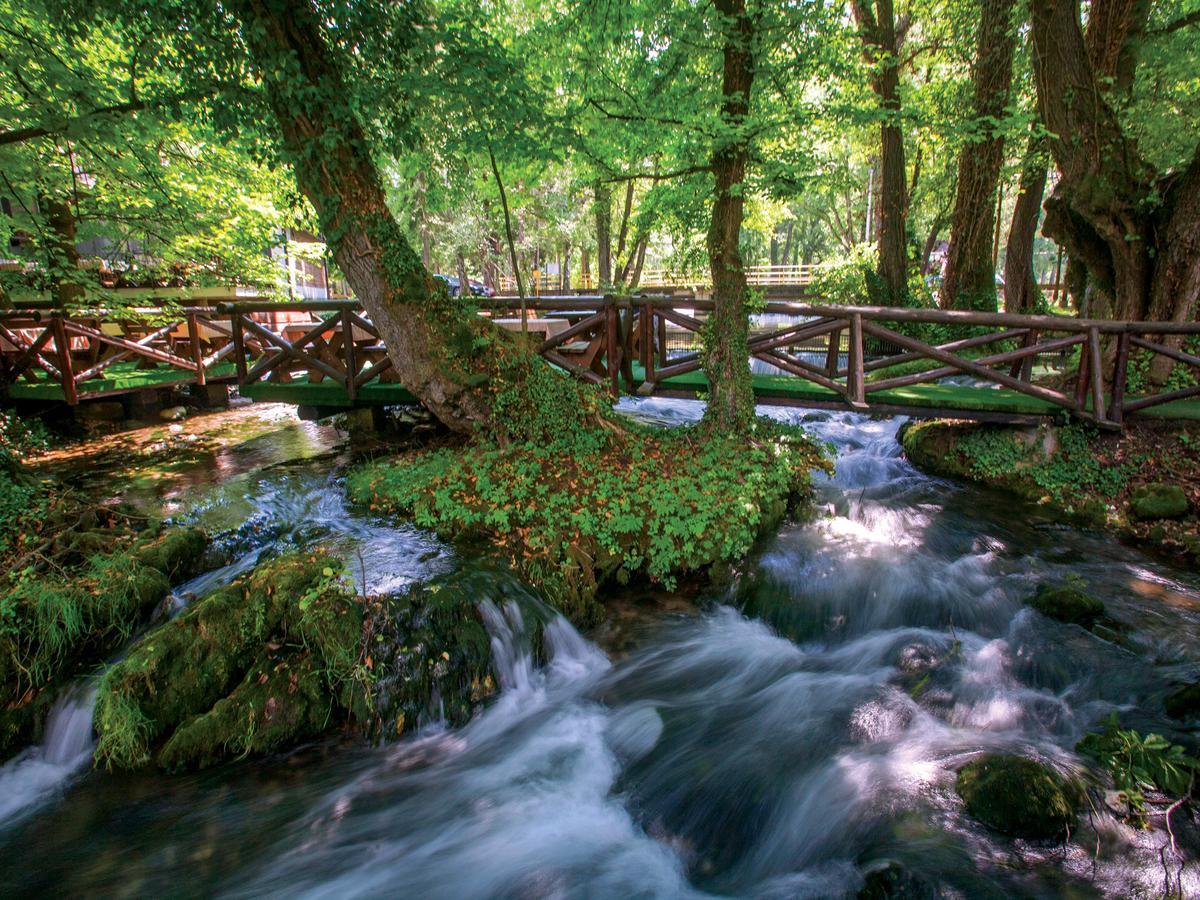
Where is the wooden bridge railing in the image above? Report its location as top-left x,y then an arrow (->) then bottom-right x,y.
0,306 -> 251,404
4,295 -> 1198,426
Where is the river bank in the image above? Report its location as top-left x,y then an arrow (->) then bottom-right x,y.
901,418 -> 1200,569
2,400 -> 1199,896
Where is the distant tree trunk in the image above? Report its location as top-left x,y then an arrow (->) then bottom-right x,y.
489,147 -> 526,315
852,0 -> 909,303
702,0 -> 756,432
614,180 -> 634,267
229,0 -> 505,433
780,221 -> 795,270
594,182 -> 613,288
415,170 -> 432,270
1003,131 -> 1049,313
562,241 -> 572,291
628,238 -> 648,289
580,247 -> 590,288
45,197 -> 83,306
939,0 -> 1017,311
921,212 -> 947,274
455,252 -> 470,300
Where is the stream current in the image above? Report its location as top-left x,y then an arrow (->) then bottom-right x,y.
2,399 -> 1199,897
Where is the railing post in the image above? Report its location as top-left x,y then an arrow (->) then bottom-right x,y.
640,297 -> 653,382
847,313 -> 865,407
232,310 -> 248,383
657,304 -> 668,372
1087,325 -> 1106,422
1110,329 -> 1131,425
51,315 -> 77,406
605,295 -> 620,396
187,312 -> 206,386
343,309 -> 358,403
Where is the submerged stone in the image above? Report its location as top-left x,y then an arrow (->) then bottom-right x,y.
1025,584 -> 1104,627
1128,483 -> 1189,521
1165,682 -> 1200,721
955,754 -> 1078,839
857,861 -> 939,899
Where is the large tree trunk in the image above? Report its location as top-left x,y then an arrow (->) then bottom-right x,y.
702,0 -> 756,432
939,0 -> 1017,311
1030,0 -> 1200,328
594,182 -> 613,288
229,0 -> 498,433
852,0 -> 909,303
1003,133 -> 1049,314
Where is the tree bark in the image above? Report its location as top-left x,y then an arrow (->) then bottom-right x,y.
1003,131 -> 1049,313
852,0 -> 909,302
594,182 -> 613,288
939,0 -> 1017,311
1030,0 -> 1200,332
45,197 -> 84,307
702,0 -> 756,432
228,0 -> 501,432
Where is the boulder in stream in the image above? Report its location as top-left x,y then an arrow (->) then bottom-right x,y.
1127,483 -> 1190,521
955,753 -> 1079,839
1025,583 -> 1104,627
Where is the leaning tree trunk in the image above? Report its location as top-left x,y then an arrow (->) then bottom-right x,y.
939,0 -> 1017,311
702,0 -> 756,433
852,0 -> 908,303
1003,132 -> 1049,314
228,0 -> 498,432
45,197 -> 84,307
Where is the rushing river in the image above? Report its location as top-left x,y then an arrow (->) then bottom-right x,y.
2,399 -> 1199,898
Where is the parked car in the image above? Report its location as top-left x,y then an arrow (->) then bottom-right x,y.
433,274 -> 496,298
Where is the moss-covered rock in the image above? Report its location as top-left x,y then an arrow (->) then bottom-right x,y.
94,552 -> 357,770
1025,584 -> 1105,627
1,526 -> 209,761
1128,483 -> 1189,521
956,754 -> 1079,839
94,558 -> 526,771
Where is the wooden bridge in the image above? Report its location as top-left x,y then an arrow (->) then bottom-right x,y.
2,295 -> 1199,427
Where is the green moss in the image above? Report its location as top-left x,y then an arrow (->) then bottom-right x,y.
348,418 -> 831,622
1128,483 -> 1189,521
94,552 -> 351,770
901,421 -> 1130,519
1026,584 -> 1105,627
956,754 -> 1079,839
157,651 -> 331,770
132,527 -> 208,581
93,555 -> 517,771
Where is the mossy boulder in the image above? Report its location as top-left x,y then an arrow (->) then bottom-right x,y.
956,754 -> 1079,839
94,558 -> 523,771
0,526 -> 209,760
1128,483 -> 1189,521
94,552 -> 360,770
1025,584 -> 1105,627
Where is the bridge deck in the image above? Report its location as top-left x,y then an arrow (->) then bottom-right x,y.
139,363 -> 1197,422
5,361 -> 237,402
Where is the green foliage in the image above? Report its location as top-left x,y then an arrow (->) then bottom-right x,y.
955,424 -> 1132,503
1077,713 -> 1198,817
348,418 -> 831,621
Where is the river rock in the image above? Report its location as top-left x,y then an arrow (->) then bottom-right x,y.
158,405 -> 188,422
857,861 -> 939,899
1025,583 -> 1104,627
1165,682 -> 1200,720
1128,483 -> 1190,521
77,400 -> 125,423
955,754 -> 1079,839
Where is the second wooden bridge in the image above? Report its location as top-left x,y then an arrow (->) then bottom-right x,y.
3,295 -> 1199,427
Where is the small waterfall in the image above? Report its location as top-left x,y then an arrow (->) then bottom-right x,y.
0,683 -> 96,826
